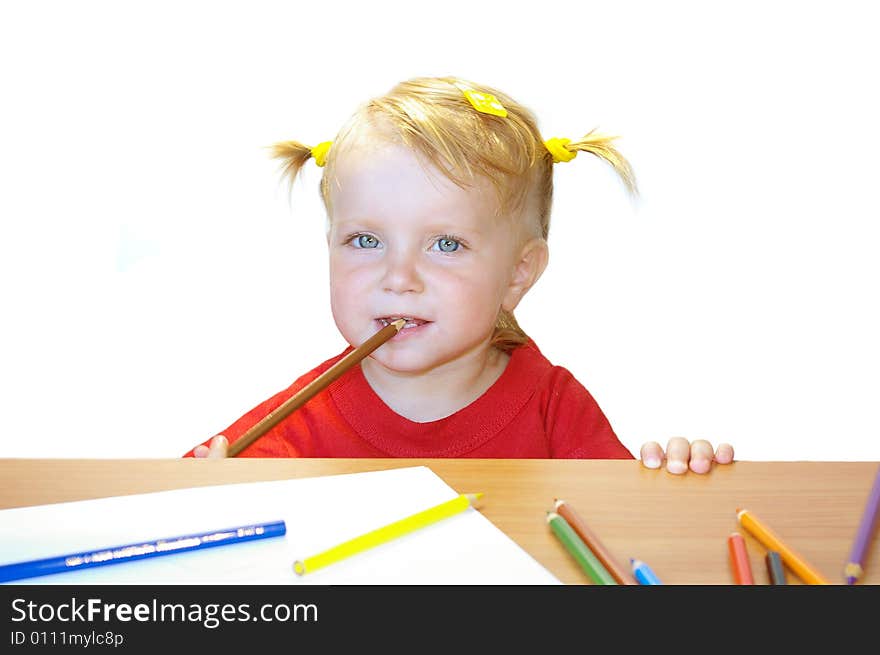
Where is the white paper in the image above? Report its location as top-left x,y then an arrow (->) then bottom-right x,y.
0,466 -> 560,585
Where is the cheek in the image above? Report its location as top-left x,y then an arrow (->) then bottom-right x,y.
329,258 -> 358,318
329,254 -> 372,292
465,255 -> 512,296
432,265 -> 509,318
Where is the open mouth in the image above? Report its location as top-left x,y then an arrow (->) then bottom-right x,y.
377,316 -> 431,330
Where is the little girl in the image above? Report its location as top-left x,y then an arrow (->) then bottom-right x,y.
187,76 -> 733,474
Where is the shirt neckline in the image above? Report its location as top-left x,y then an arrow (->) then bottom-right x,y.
329,341 -> 549,456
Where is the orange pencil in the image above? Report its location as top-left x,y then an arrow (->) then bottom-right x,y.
727,532 -> 754,584
736,508 -> 830,585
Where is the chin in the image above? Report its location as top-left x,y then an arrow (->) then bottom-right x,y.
367,347 -> 451,375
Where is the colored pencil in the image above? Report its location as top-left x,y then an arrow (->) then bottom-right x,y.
736,508 -> 830,584
546,512 -> 617,585
554,499 -> 637,585
0,521 -> 286,583
294,493 -> 483,575
844,464 -> 880,585
228,319 -> 405,456
630,558 -> 663,585
765,550 -> 787,585
727,532 -> 754,584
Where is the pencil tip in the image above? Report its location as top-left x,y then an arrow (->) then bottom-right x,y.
391,318 -> 406,331
844,562 -> 863,581
465,492 -> 485,508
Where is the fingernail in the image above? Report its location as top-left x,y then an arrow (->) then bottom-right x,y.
666,460 -> 687,475
643,456 -> 661,469
690,457 -> 710,474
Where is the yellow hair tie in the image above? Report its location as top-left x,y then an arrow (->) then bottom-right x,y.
311,141 -> 332,167
453,81 -> 508,117
544,137 -> 577,164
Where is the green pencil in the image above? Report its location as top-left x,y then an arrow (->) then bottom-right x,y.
547,511 -> 617,585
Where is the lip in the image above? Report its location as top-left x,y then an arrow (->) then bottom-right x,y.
374,317 -> 433,340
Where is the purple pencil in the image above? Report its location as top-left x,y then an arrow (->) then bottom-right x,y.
844,464 -> 880,585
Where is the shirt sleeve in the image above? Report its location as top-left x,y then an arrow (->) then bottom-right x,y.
180,386 -> 299,458
541,367 -> 635,459
180,363 -> 335,458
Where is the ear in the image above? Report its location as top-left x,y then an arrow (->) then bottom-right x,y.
502,237 -> 549,312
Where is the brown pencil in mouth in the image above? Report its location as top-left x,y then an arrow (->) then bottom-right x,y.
377,316 -> 430,328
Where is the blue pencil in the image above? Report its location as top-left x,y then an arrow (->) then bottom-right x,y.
0,520 -> 286,583
630,557 -> 663,585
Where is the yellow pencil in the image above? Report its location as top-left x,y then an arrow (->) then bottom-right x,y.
736,508 -> 830,585
293,493 -> 484,575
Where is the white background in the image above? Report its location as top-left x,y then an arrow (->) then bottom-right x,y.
1,1 -> 877,460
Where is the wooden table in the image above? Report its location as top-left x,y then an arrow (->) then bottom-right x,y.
1,459 -> 877,585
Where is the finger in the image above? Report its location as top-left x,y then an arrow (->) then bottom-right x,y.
689,439 -> 715,474
639,441 -> 664,469
193,445 -> 210,458
207,435 -> 229,459
714,442 -> 735,464
665,437 -> 691,475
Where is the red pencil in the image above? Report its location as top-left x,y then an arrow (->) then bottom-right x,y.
728,532 -> 754,584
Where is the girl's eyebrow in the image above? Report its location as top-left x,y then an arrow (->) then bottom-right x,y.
331,219 -> 380,231
333,218 -> 487,237
428,208 -> 495,231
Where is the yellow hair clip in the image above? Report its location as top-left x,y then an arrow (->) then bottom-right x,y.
453,82 -> 508,117
544,137 -> 577,163
311,141 -> 332,167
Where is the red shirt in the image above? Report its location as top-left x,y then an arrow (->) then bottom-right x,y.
183,340 -> 634,459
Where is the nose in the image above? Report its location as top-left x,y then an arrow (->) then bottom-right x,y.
381,248 -> 423,295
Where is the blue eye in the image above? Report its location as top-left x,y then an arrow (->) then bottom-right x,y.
434,237 -> 460,253
352,234 -> 380,249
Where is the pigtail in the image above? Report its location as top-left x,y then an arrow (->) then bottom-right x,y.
270,140 -> 319,191
565,131 -> 638,196
490,310 -> 530,353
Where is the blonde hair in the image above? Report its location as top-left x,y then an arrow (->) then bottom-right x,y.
271,76 -> 637,352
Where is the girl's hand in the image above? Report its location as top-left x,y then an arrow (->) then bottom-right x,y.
639,437 -> 734,474
192,435 -> 229,459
